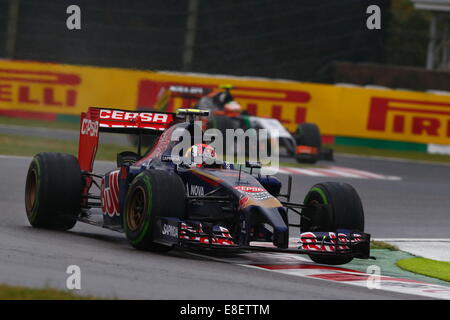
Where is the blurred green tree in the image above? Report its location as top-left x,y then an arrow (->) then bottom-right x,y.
384,0 -> 430,67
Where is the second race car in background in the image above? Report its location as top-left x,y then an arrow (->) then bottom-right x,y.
134,84 -> 334,164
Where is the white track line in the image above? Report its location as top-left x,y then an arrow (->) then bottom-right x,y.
317,168 -> 363,178
281,167 -> 323,176
0,155 -> 31,160
0,155 -> 401,180
328,166 -> 386,179
276,165 -> 402,180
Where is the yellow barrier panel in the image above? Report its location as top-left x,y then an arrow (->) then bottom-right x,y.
335,87 -> 450,145
0,60 -> 140,115
1,60 -> 450,145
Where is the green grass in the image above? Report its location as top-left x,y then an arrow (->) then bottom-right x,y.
0,116 -> 79,131
0,284 -> 97,300
3,114 -> 450,165
370,240 -> 398,251
328,144 -> 450,164
226,144 -> 450,166
396,257 -> 450,282
0,133 -> 123,162
3,131 -> 449,169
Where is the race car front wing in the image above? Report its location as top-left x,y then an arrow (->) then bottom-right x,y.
153,217 -> 372,260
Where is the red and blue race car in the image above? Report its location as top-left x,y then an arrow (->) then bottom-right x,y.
24,107 -> 370,265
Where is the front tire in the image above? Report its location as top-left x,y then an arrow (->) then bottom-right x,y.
25,152 -> 82,230
123,170 -> 186,252
301,182 -> 364,265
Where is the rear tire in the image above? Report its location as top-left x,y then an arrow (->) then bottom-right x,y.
123,170 -> 186,252
25,152 -> 82,230
294,123 -> 321,164
301,182 -> 364,265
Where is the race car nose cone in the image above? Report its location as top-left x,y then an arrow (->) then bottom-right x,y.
254,207 -> 289,248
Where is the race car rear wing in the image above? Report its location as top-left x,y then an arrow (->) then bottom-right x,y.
95,107 -> 175,133
78,107 -> 175,172
153,85 -> 211,111
152,84 -> 234,112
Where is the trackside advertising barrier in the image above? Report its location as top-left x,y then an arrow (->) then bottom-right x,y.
1,60 -> 450,149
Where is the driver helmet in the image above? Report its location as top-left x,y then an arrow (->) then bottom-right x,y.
212,91 -> 234,108
184,143 -> 217,168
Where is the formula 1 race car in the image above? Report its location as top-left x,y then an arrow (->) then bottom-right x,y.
136,84 -> 333,164
24,107 -> 370,265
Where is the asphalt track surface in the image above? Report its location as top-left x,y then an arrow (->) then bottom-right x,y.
1,153 -> 448,299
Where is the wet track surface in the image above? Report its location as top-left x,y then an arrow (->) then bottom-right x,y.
282,154 -> 450,239
0,154 -> 448,299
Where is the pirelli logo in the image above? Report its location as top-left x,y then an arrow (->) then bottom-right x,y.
367,97 -> 450,138
0,68 -> 81,107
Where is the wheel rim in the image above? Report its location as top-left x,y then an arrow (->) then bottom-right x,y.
25,169 -> 37,215
302,190 -> 329,232
126,186 -> 146,232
